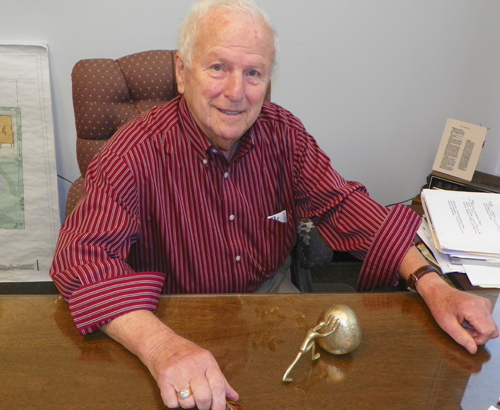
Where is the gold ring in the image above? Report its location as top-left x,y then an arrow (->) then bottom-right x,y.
178,388 -> 193,400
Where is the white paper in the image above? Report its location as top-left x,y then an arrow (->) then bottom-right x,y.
267,210 -> 287,223
0,43 -> 60,281
421,189 -> 500,256
417,219 -> 466,274
462,261 -> 500,288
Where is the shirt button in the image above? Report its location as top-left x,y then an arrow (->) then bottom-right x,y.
229,214 -> 235,221
235,255 -> 241,262
224,172 -> 229,178
203,159 -> 208,165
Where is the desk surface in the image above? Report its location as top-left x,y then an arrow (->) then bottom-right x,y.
0,292 -> 499,410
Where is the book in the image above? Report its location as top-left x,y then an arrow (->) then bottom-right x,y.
420,189 -> 500,257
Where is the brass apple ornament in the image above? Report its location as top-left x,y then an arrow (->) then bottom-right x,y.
316,304 -> 362,355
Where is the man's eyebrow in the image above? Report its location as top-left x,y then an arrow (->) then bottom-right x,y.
204,51 -> 269,67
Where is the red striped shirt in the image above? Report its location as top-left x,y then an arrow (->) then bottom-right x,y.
50,96 -> 421,334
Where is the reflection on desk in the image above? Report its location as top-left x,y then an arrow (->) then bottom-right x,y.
0,292 -> 498,410
461,298 -> 500,409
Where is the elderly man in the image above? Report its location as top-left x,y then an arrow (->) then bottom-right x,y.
50,0 -> 498,409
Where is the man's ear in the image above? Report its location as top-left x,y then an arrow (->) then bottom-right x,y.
175,52 -> 186,95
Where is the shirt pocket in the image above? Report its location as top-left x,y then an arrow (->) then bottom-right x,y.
255,209 -> 295,272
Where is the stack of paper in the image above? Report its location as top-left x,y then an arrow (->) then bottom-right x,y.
420,189 -> 500,287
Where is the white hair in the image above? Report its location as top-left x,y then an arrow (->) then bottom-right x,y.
178,0 -> 278,69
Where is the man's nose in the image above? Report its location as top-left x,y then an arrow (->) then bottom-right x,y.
224,72 -> 244,101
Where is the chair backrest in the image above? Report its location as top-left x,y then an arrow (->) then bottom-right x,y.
66,50 -> 179,217
66,49 -> 271,218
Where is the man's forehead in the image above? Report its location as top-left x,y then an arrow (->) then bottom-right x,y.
196,9 -> 274,58
201,7 -> 234,32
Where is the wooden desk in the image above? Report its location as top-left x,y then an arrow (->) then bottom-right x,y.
0,292 -> 499,410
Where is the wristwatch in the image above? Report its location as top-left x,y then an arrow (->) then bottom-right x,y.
407,265 -> 441,291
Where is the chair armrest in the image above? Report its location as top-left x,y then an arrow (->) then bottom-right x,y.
296,219 -> 334,269
290,219 -> 334,292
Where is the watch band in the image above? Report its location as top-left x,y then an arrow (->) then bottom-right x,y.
407,265 -> 441,291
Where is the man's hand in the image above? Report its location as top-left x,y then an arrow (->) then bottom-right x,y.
145,330 -> 238,409
399,246 -> 499,353
101,310 -> 238,410
416,272 -> 499,354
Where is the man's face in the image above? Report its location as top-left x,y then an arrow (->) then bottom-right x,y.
176,9 -> 274,154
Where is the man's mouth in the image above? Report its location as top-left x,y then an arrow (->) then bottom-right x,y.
218,108 -> 241,116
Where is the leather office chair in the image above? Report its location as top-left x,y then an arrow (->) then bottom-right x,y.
66,49 -> 344,292
66,50 -> 179,217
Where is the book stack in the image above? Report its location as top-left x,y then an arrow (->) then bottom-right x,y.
419,189 -> 500,288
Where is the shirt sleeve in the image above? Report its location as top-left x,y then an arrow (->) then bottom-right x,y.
50,149 -> 166,335
292,128 -> 422,291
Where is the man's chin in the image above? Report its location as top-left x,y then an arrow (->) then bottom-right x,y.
214,126 -> 248,142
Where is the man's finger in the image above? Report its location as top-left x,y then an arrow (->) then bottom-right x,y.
190,379 -> 215,410
202,367 -> 231,410
161,384 -> 182,409
441,317 -> 478,354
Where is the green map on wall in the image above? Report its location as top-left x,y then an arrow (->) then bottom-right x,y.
0,107 -> 24,229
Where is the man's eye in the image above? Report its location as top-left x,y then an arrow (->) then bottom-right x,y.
248,70 -> 260,78
212,64 -> 223,71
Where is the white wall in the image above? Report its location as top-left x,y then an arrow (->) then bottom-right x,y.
2,0 -> 498,223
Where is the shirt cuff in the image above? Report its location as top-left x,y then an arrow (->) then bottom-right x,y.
356,204 -> 422,291
68,271 -> 166,335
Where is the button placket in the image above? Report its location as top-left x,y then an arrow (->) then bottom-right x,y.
219,163 -> 243,268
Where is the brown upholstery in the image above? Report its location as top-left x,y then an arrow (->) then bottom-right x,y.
66,49 -> 271,218
66,50 -> 178,217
